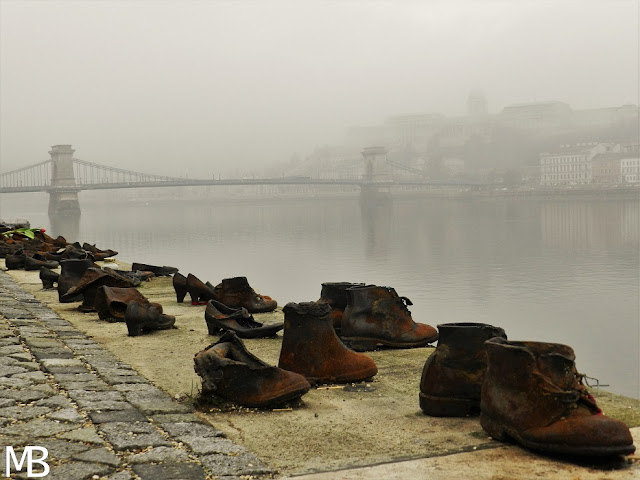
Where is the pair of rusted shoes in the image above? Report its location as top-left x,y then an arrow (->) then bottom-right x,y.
194,301 -> 378,409
317,282 -> 438,351
419,323 -> 635,458
173,273 -> 277,313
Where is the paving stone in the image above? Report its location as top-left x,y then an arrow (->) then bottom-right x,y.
39,358 -> 84,368
48,408 -> 85,423
123,390 -> 191,414
68,390 -> 125,403
199,452 -> 272,476
99,422 -> 172,451
151,413 -> 204,424
74,399 -> 134,412
47,461 -> 113,480
128,445 -> 190,463
62,381 -> 113,391
72,447 -> 121,466
0,387 -> 54,402
32,350 -> 75,360
12,371 -> 49,383
88,410 -> 148,424
0,417 -> 78,437
8,352 -> 35,362
0,344 -> 25,354
101,375 -> 149,385
0,364 -> 29,376
43,365 -> 91,374
0,405 -> 52,421
23,338 -> 64,348
37,438 -> 91,461
0,376 -> 37,388
58,426 -> 106,445
159,422 -> 225,439
0,398 -> 15,408
105,471 -> 134,480
53,373 -> 100,383
182,437 -> 246,455
132,462 -> 206,480
35,394 -> 75,410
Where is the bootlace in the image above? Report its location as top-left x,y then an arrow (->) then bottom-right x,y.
538,370 -> 601,413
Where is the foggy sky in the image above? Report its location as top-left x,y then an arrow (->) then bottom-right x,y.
1,1 -> 638,177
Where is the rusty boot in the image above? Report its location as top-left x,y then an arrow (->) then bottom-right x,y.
278,301 -> 377,385
194,331 -> 310,408
317,281 -> 364,332
419,323 -> 507,416
213,276 -> 277,313
95,286 -> 151,322
480,337 -> 635,457
61,267 -> 138,312
57,258 -> 97,302
341,285 -> 438,351
125,301 -> 176,336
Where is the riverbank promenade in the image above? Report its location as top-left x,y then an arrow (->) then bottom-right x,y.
0,269 -> 638,479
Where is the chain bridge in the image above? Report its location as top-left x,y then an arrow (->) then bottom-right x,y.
0,145 -> 479,215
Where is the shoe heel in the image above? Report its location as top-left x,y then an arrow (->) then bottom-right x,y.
175,289 -> 186,303
205,321 -> 224,336
480,413 -> 509,441
126,321 -> 142,337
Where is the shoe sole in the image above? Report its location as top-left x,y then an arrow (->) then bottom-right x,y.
419,392 -> 479,417
480,413 -> 636,457
341,335 -> 438,352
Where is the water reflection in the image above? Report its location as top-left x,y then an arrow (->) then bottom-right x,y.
49,213 -> 80,240
360,202 -> 391,259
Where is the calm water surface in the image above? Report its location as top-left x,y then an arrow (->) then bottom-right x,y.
2,192 -> 639,398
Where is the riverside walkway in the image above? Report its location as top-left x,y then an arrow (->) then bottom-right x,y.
0,270 -> 271,479
0,268 -> 639,479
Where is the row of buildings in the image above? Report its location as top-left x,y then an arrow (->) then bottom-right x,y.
280,93 -> 639,187
539,142 -> 640,186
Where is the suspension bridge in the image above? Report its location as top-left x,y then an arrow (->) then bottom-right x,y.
0,145 -> 481,215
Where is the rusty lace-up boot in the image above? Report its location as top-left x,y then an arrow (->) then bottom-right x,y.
480,337 -> 635,457
419,323 -> 507,416
125,301 -> 176,336
195,331 -> 310,408
95,286 -> 152,322
278,301 -> 377,385
317,282 -> 365,332
341,285 -> 438,351
57,258 -> 97,302
213,277 -> 277,313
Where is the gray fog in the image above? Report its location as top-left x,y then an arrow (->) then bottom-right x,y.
1,0 -> 638,177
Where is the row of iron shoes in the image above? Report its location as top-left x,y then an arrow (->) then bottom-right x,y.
1,231 -> 636,459
190,281 -> 636,459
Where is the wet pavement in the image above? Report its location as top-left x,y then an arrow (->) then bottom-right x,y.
0,270 -> 272,480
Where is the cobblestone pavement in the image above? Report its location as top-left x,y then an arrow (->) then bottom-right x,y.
0,271 -> 274,480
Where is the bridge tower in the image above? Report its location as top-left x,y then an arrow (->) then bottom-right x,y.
360,146 -> 392,205
48,145 -> 81,215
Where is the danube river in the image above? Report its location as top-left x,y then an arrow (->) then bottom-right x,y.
2,190 -> 638,398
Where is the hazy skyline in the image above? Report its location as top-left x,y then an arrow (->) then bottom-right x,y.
1,1 -> 638,177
